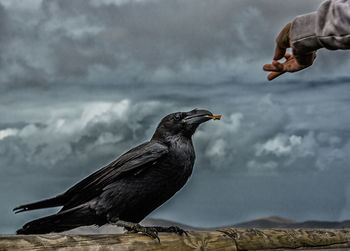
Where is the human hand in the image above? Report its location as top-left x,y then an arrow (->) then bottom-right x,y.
263,23 -> 316,81
263,52 -> 316,81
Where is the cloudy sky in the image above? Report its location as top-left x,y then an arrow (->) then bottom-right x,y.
1,0 -> 350,234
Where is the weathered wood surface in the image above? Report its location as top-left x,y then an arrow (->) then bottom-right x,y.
220,228 -> 350,250
1,228 -> 350,251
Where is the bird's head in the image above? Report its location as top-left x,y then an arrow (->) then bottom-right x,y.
152,109 -> 221,140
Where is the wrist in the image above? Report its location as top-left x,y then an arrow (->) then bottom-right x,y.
293,50 -> 316,66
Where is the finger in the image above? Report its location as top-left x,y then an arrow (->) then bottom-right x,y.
263,63 -> 284,72
284,53 -> 292,60
272,60 -> 284,71
267,71 -> 285,81
263,63 -> 278,71
273,45 -> 286,61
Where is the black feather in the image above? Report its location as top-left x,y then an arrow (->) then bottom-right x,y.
14,109 -> 213,234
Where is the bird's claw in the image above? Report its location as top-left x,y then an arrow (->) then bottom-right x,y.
167,226 -> 188,236
154,225 -> 188,236
126,224 -> 160,242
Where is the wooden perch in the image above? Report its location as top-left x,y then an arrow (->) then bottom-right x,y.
1,228 -> 350,250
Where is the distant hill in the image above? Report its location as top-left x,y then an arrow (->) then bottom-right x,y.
230,216 -> 350,229
230,216 -> 298,228
144,216 -> 350,230
63,216 -> 350,234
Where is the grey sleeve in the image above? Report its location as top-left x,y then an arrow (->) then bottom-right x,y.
290,0 -> 350,55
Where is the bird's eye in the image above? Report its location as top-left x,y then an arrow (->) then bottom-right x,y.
174,114 -> 181,121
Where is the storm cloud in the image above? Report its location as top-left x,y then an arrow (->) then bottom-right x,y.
1,0 -> 350,233
1,0 -> 346,87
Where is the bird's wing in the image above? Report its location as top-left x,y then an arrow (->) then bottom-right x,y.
60,141 -> 169,211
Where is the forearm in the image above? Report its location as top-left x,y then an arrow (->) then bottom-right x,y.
290,0 -> 350,55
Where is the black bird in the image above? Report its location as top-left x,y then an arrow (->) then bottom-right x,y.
14,109 -> 220,237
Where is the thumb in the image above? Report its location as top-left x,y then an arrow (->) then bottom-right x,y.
273,46 -> 286,61
273,23 -> 291,60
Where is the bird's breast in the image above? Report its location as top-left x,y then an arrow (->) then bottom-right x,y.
155,136 -> 195,183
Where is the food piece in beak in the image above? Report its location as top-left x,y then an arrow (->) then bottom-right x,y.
205,114 -> 222,120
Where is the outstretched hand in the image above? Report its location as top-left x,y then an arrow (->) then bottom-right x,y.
263,23 -> 316,81
263,53 -> 316,81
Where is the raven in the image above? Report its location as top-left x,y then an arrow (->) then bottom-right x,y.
14,109 -> 220,237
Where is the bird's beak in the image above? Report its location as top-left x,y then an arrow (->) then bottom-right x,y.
183,109 -> 221,125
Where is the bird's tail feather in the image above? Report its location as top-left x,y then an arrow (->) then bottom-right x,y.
13,195 -> 65,214
16,206 -> 98,234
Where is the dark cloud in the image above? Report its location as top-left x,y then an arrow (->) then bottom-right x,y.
0,0 -> 338,88
0,2 -> 8,70
2,78 -> 350,233
1,0 -> 350,234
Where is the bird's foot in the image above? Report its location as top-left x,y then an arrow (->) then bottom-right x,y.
153,225 -> 188,236
125,224 -> 160,242
109,220 -> 160,242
